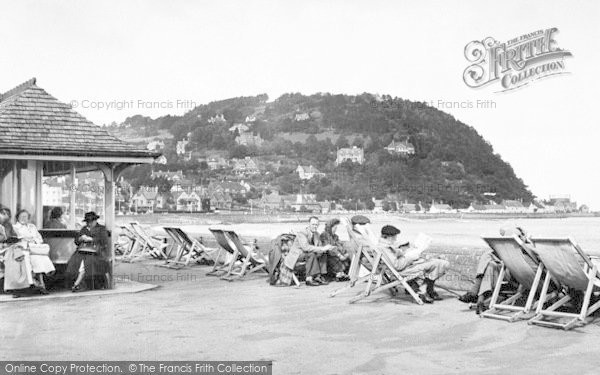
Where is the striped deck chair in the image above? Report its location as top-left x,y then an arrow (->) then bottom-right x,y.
348,245 -> 424,305
127,221 -> 169,260
480,236 -> 550,322
208,228 -> 268,281
528,237 -> 600,330
161,227 -> 214,269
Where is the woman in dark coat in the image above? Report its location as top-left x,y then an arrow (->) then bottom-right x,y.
66,212 -> 110,291
320,218 -> 350,281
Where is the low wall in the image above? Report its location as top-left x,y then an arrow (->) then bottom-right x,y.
424,246 -> 486,292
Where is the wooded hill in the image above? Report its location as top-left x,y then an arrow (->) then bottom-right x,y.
111,92 -> 534,209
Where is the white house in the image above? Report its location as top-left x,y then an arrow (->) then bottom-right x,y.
385,140 -> 415,155
176,138 -> 189,155
335,146 -> 364,165
428,201 -> 454,213
147,140 -> 165,151
296,165 -> 325,180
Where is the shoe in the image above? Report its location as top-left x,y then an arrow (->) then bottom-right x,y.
39,288 -> 50,295
336,274 -> 350,282
418,293 -> 434,304
476,302 -> 488,315
427,290 -> 442,301
458,292 -> 478,304
71,284 -> 84,293
315,276 -> 329,285
305,279 -> 320,287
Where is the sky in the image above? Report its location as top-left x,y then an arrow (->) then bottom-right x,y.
1,0 -> 599,209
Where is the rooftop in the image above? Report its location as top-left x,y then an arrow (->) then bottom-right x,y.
0,78 -> 159,160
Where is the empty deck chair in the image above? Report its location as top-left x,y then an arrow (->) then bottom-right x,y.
208,228 -> 268,281
115,225 -> 138,257
480,236 -> 549,322
127,222 -> 169,260
161,227 -> 214,269
528,237 -> 600,330
348,245 -> 424,305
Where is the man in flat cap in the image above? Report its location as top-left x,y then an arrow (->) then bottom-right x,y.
378,225 -> 448,303
285,216 -> 334,286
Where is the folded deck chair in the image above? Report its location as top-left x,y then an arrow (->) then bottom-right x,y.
208,228 -> 268,281
126,222 -> 169,261
480,236 -> 549,322
348,246 -> 424,305
161,227 -> 213,269
528,237 -> 600,330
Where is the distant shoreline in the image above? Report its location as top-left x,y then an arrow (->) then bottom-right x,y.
116,211 -> 599,226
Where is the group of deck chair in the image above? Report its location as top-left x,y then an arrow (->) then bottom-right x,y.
479,236 -> 600,330
115,221 -> 600,330
117,222 -> 213,269
116,223 -> 268,279
329,217 -> 426,305
328,220 -> 600,330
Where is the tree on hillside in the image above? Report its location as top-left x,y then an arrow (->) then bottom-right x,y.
335,135 -> 349,149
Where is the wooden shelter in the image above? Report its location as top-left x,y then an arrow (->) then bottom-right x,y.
0,78 -> 159,287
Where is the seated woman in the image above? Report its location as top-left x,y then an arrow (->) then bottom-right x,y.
66,212 -> 110,292
377,225 -> 449,303
320,218 -> 350,281
458,225 -> 536,314
45,206 -> 67,229
13,209 -> 55,294
1,207 -> 38,296
268,234 -> 299,286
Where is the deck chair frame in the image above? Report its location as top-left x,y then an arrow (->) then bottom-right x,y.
480,236 -> 550,322
208,228 -> 267,281
348,246 -> 423,305
330,218 -> 379,297
528,237 -> 600,330
161,227 -> 213,269
128,221 -> 169,260
115,225 -> 139,258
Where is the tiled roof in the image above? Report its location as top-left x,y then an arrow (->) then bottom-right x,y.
0,78 -> 160,159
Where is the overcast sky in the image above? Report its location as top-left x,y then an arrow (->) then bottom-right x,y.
1,0 -> 599,209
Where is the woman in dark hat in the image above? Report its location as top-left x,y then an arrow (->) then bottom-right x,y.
65,212 -> 110,292
320,218 -> 350,281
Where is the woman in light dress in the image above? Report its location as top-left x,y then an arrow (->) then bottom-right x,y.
13,209 -> 55,294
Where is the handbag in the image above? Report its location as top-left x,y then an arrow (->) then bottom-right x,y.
77,244 -> 98,254
29,243 -> 50,256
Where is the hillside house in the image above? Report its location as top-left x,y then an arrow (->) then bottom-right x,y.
335,146 -> 365,165
296,165 -> 325,180
385,140 -> 415,155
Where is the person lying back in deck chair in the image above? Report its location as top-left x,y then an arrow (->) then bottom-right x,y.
378,225 -> 449,303
458,225 -> 538,313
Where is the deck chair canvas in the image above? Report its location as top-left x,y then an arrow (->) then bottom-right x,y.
480,236 -> 549,322
127,222 -> 169,260
208,228 -> 268,281
348,246 -> 424,305
528,237 -> 600,330
161,227 -> 213,269
330,218 -> 379,297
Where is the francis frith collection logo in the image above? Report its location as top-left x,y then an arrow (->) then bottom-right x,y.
463,27 -> 573,92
